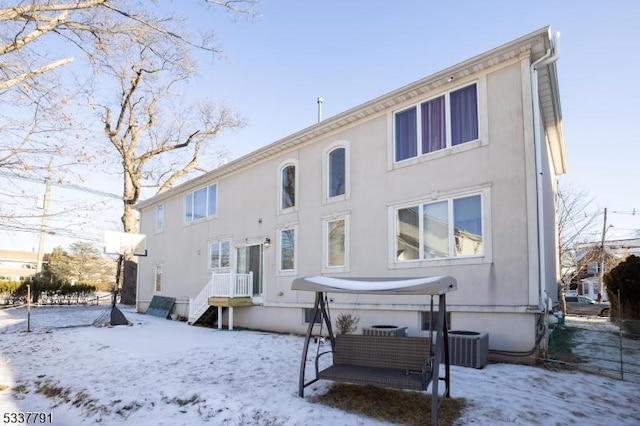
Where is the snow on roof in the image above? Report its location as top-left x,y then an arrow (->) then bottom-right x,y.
291,275 -> 457,295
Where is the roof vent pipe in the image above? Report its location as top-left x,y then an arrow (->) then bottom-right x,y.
317,96 -> 323,123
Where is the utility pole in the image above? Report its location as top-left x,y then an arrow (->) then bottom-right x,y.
36,162 -> 52,275
598,207 -> 608,303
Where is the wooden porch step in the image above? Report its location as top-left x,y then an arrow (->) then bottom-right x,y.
192,306 -> 218,326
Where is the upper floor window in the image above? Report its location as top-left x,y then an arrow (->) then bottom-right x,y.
279,162 -> 297,211
586,263 -> 600,275
185,183 -> 217,223
395,193 -> 483,262
155,204 -> 164,233
209,239 -> 230,269
328,147 -> 346,197
394,83 -> 478,162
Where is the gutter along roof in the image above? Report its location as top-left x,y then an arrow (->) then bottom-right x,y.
136,26 -> 563,210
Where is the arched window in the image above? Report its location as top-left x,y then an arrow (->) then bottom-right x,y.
328,147 -> 345,198
281,164 -> 296,209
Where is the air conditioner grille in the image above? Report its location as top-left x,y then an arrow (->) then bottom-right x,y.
447,331 -> 488,368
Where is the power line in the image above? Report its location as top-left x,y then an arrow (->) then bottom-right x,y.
0,171 -> 122,200
609,209 -> 639,216
0,223 -> 103,242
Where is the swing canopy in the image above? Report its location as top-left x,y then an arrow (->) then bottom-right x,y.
291,275 -> 457,295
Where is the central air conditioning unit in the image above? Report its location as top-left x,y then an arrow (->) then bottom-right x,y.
362,325 -> 407,337
447,331 -> 489,368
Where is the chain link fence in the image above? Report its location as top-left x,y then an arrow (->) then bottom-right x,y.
546,315 -> 640,384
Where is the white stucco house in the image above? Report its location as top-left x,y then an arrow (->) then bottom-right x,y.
135,26 -> 566,355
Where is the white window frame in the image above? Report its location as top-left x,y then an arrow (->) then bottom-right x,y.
184,183 -> 218,224
388,186 -> 492,269
277,225 -> 298,275
323,141 -> 350,204
208,238 -> 231,270
322,213 -> 350,273
393,82 -> 479,162
278,159 -> 299,214
155,203 -> 164,233
388,78 -> 488,171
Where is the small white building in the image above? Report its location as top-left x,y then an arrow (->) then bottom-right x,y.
0,249 -> 39,282
135,27 -> 565,355
575,238 -> 640,302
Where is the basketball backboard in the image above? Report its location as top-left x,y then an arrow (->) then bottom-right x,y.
104,231 -> 147,256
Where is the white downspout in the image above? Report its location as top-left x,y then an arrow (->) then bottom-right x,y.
530,31 -> 560,311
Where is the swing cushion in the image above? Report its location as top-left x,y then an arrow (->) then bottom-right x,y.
318,335 -> 432,391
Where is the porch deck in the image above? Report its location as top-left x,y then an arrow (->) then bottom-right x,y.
189,272 -> 254,329
208,296 -> 252,307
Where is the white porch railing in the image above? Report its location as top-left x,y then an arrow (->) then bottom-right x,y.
188,272 -> 253,324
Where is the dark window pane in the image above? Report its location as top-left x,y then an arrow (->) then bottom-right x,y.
282,165 -> 296,209
281,229 -> 295,270
304,308 -> 322,324
397,206 -> 420,261
451,84 -> 478,146
395,107 -> 417,161
329,148 -> 346,197
421,96 -> 445,154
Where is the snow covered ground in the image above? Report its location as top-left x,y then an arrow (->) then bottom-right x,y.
1,305 -> 639,425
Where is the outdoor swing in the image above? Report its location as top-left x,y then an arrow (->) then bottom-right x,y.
292,275 -> 457,426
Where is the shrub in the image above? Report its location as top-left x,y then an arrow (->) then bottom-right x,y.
335,313 -> 359,334
605,255 -> 640,319
0,280 -> 21,295
10,278 -> 96,304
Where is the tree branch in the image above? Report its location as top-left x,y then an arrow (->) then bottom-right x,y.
0,57 -> 73,90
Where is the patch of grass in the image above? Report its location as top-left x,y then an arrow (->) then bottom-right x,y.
0,384 -> 8,392
116,401 -> 142,418
35,382 -> 70,401
12,384 -> 27,394
168,394 -> 202,406
314,384 -> 466,426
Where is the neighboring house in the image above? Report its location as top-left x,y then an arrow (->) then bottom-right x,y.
575,239 -> 640,302
135,27 -> 565,354
0,249 -> 40,281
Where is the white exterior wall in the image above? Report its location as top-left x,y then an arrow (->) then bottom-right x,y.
137,31 -> 564,354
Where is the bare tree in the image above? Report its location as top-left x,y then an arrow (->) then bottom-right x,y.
90,36 -> 244,303
0,1 -> 259,90
0,0 -> 258,186
557,182 -> 600,298
1,1 -> 259,302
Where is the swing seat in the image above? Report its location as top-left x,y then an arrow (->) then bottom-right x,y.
316,334 -> 433,391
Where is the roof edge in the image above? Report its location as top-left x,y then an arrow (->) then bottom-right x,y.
137,26 -> 553,210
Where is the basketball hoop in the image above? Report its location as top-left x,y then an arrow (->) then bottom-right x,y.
95,231 -> 148,326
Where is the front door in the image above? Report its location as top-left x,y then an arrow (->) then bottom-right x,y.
237,244 -> 263,296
